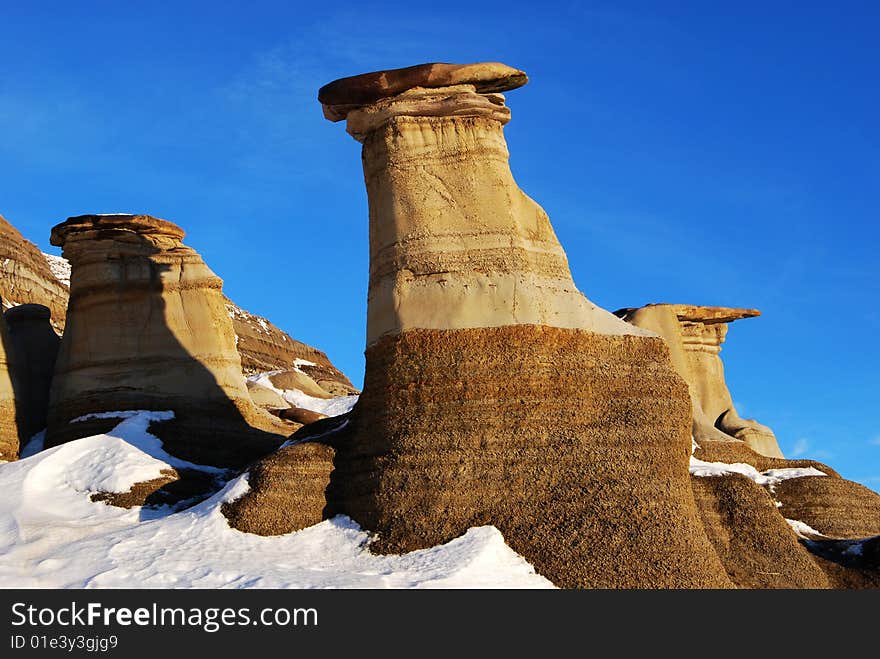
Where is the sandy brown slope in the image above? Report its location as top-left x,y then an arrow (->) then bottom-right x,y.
691,473 -> 832,588
0,214 -> 69,331
774,476 -> 880,539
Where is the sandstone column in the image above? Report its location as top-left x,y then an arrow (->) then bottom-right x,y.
616,304 -> 783,457
318,63 -> 730,588
46,214 -> 292,468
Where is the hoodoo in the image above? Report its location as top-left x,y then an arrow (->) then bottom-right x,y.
615,303 -> 783,458
316,62 -> 731,588
45,214 -> 292,468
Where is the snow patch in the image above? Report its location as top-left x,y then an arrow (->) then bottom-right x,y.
786,518 -> 825,539
282,390 -> 358,417
70,410 -> 225,475
0,413 -> 552,589
689,457 -> 826,488
844,542 -> 864,557
247,370 -> 359,417
71,410 -> 174,424
225,303 -> 274,336
42,252 -> 71,287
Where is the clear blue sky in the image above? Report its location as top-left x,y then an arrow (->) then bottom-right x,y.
1,1 -> 878,486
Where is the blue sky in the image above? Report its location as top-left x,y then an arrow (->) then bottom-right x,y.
1,1 -> 878,486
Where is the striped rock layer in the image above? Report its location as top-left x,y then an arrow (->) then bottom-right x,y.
0,214 -> 68,333
348,83 -> 645,344
616,304 -> 783,458
327,326 -> 731,588
311,64 -> 731,587
45,214 -> 293,468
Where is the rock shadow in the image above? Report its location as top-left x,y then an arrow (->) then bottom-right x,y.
1,303 -> 60,455
46,224 -> 288,473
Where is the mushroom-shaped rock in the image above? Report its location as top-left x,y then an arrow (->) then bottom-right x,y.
246,379 -> 290,410
278,407 -> 327,425
615,303 -> 783,458
309,63 -> 731,588
46,214 -> 293,468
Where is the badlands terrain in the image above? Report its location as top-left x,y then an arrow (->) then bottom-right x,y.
0,62 -> 877,589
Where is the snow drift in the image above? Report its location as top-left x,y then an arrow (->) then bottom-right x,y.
0,412 -> 551,589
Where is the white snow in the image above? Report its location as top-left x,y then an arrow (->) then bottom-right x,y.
689,457 -> 826,488
69,410 -> 226,475
763,467 -> 827,481
0,412 -> 551,589
281,390 -> 359,416
247,369 -> 359,417
42,252 -> 71,287
225,303 -> 274,336
786,518 -> 825,539
71,410 -> 174,424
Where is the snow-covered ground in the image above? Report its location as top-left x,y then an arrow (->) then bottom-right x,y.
0,412 -> 552,589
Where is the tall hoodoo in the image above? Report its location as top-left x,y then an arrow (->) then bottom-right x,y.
46,214 -> 291,468
319,63 -> 731,588
616,303 -> 783,458
321,62 -> 637,344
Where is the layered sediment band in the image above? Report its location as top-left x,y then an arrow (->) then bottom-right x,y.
353,92 -> 646,344
328,325 -> 732,588
46,214 -> 292,467
617,303 -> 783,458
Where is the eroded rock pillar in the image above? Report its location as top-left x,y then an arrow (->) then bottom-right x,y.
616,303 -> 783,458
318,63 -> 730,588
46,214 -> 291,467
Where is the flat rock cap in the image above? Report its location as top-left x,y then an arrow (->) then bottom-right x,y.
615,303 -> 761,324
318,62 -> 528,107
51,214 -> 185,247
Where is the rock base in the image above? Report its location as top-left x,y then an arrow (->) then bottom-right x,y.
327,325 -> 731,588
223,442 -> 335,535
